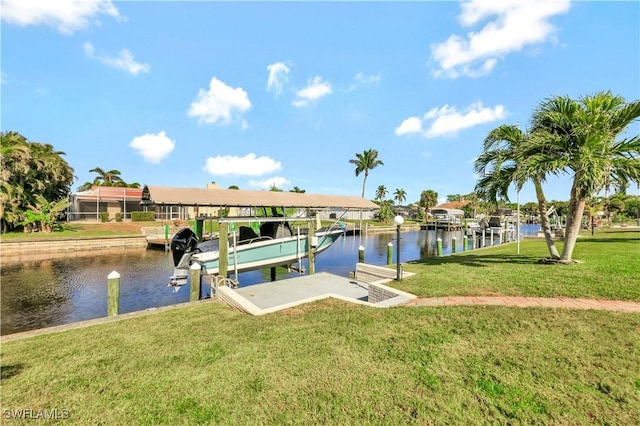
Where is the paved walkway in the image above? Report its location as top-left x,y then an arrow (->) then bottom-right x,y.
402,296 -> 640,313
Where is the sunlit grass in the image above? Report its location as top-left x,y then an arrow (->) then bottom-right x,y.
1,227 -> 639,424
1,302 -> 639,424
397,228 -> 640,300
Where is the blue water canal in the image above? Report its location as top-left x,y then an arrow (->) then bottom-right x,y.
1,226 -> 539,335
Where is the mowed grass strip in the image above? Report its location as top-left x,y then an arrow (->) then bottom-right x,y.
1,227 -> 639,424
1,302 -> 639,424
398,228 -> 640,301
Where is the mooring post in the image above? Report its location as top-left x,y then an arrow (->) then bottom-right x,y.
189,263 -> 201,302
219,221 -> 229,278
436,238 -> 443,256
452,236 -> 457,253
387,242 -> 393,265
164,223 -> 170,252
270,267 -> 276,282
308,219 -> 316,275
358,245 -> 365,263
482,229 -> 486,247
107,271 -> 120,316
463,235 -> 468,251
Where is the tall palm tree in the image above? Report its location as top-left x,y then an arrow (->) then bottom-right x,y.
474,124 -> 560,259
529,91 -> 640,261
393,188 -> 406,206
375,185 -> 388,201
349,149 -> 384,198
419,189 -> 438,220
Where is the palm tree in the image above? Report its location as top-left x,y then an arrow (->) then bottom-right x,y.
529,91 -> 640,261
349,149 -> 384,198
418,189 -> 438,221
89,167 -> 124,186
375,185 -> 388,201
393,188 -> 406,206
474,124 -> 560,259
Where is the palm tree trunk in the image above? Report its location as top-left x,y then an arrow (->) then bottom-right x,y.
361,171 -> 368,198
534,178 -> 560,259
560,178 -> 586,262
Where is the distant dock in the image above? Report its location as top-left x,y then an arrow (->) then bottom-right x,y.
420,222 -> 465,231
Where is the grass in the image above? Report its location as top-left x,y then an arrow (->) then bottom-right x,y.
2,304 -> 639,424
1,228 -> 639,424
0,221 -> 161,239
398,228 -> 640,301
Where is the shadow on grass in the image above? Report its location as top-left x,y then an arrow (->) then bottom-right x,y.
408,253 -> 540,268
0,363 -> 24,380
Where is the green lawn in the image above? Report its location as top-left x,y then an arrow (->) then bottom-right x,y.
1,228 -> 639,424
399,228 -> 640,301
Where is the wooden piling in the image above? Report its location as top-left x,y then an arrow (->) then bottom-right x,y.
436,238 -> 443,256
107,271 -> 120,316
387,242 -> 393,265
219,221 -> 228,278
358,245 -> 365,263
189,263 -> 201,302
308,220 -> 316,275
452,236 -> 457,253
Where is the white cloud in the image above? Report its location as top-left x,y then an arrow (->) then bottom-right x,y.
431,0 -> 570,78
129,131 -> 175,163
348,72 -> 381,91
395,102 -> 506,138
1,0 -> 121,34
248,176 -> 292,190
203,153 -> 281,176
266,62 -> 290,96
292,76 -> 332,107
188,77 -> 252,126
424,102 -> 506,138
83,42 -> 150,75
394,117 -> 423,136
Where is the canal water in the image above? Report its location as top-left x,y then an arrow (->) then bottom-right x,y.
1,226 -> 539,335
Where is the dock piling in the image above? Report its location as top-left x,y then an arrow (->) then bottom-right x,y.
107,271 -> 120,316
190,263 -> 201,302
387,242 -> 393,265
358,245 -> 365,263
452,236 -> 457,253
436,238 -> 443,256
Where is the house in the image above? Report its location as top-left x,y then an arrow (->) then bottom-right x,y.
69,186 -> 144,221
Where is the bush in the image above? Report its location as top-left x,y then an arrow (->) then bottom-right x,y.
131,211 -> 155,222
115,213 -> 123,222
100,212 -> 109,222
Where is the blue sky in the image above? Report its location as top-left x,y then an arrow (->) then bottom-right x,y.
2,0 -> 639,204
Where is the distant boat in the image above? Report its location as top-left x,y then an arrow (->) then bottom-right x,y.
170,219 -> 345,285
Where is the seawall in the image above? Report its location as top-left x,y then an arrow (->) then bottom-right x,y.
0,235 -> 148,264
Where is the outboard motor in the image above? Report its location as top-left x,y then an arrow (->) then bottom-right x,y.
171,228 -> 199,267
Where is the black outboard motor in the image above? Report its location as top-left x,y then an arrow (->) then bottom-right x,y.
171,228 -> 199,266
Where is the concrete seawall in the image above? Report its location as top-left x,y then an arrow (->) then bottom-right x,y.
0,235 -> 148,264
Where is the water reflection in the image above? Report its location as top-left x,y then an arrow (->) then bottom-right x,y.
1,226 -> 540,335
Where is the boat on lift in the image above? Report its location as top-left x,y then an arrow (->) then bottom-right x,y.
169,212 -> 345,286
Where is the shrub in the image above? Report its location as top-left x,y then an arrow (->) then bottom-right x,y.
100,212 -> 109,222
115,213 -> 123,222
131,211 -> 155,222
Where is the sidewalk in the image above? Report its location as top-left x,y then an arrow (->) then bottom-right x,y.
403,296 -> 640,313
